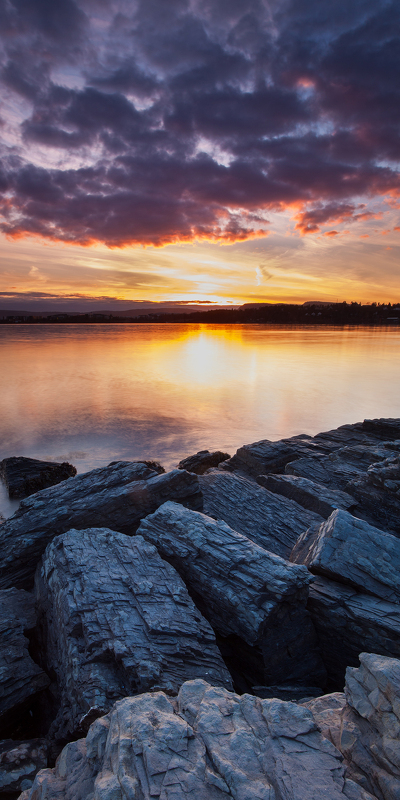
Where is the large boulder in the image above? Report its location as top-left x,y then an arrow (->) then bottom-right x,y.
307,576 -> 400,687
178,449 -> 230,474
137,501 -> 326,689
291,509 -> 400,602
199,470 -> 323,559
19,679 -> 375,800
0,457 -> 77,499
34,528 -> 232,743
257,473 -> 357,518
0,588 -> 50,737
0,462 -> 202,590
305,653 -> 400,800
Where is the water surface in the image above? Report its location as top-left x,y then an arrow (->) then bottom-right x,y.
1,323 -> 399,517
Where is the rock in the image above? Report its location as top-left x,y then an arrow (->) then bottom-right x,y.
0,462 -> 202,591
307,576 -> 400,687
0,457 -> 77,500
291,509 -> 400,603
305,652 -> 400,800
257,473 -> 357,518
137,501 -> 326,688
223,435 -> 331,477
199,470 -> 323,558
178,449 -> 230,474
18,679 -> 376,800
362,417 -> 400,439
347,455 -> 400,535
34,528 -> 232,743
0,588 -> 50,737
0,739 -> 47,796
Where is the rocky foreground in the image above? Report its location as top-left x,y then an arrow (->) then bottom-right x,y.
0,417 -> 400,800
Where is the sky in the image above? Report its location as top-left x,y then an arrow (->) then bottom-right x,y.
0,0 -> 399,308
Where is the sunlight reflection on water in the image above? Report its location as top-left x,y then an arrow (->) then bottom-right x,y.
1,323 -> 399,517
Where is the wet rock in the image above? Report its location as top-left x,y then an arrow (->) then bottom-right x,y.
258,473 -> 357,518
291,509 -> 400,602
0,457 -> 77,500
0,462 -> 202,591
178,449 -> 230,474
34,528 -> 232,744
0,739 -> 47,796
199,469 -> 323,558
0,588 -> 50,737
223,435 -> 331,477
137,501 -> 326,688
307,576 -> 400,687
19,679 -> 375,800
348,455 -> 400,535
305,652 -> 400,800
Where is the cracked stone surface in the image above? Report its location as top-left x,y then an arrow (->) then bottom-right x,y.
19,679 -> 376,800
34,528 -> 232,743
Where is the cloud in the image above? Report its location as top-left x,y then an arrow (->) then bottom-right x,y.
0,0 -> 399,248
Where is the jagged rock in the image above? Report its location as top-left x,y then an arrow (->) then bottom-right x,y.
199,470 -> 323,558
257,473 -> 357,518
34,528 -> 232,743
223,434 -> 332,477
18,679 -> 376,800
362,417 -> 400,439
0,588 -> 50,737
347,455 -> 400,535
0,457 -> 77,500
178,449 -> 230,474
137,501 -> 326,688
305,653 -> 400,800
0,739 -> 47,796
285,443 -> 400,498
307,576 -> 400,686
291,509 -> 400,602
0,462 -> 202,591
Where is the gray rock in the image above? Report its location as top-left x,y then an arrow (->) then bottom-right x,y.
0,588 -> 50,737
362,417 -> 400,439
305,653 -> 400,800
178,449 -> 231,474
0,462 -> 202,591
137,501 -> 326,687
224,435 -> 331,477
347,455 -> 400,534
257,473 -> 357,518
0,739 -> 47,796
0,457 -> 77,499
18,679 -> 375,800
291,509 -> 400,603
34,528 -> 232,743
199,470 -> 323,559
307,576 -> 400,686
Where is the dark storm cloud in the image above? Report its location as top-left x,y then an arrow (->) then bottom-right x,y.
0,0 -> 399,246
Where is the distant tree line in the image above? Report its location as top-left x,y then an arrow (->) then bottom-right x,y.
1,301 -> 400,325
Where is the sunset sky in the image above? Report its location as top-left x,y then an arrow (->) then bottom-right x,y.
0,0 -> 399,308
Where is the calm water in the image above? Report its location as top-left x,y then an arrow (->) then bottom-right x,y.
1,323 -> 399,517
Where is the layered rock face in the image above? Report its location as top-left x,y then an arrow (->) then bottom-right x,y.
257,473 -> 357,518
199,470 -> 323,558
0,739 -> 48,796
34,528 -> 232,743
305,653 -> 400,800
0,462 -> 201,590
138,501 -> 326,688
19,679 -> 375,800
0,588 -> 50,737
0,457 -> 77,499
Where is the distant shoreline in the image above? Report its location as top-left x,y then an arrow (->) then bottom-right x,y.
1,301 -> 399,326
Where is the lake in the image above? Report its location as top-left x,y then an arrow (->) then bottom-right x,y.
1,323 -> 399,517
